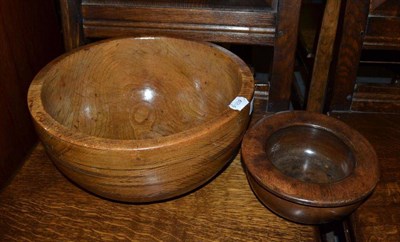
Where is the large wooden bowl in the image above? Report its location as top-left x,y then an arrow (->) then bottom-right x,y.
242,111 -> 379,224
28,37 -> 254,202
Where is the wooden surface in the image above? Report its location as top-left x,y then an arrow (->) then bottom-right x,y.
328,0 -> 400,111
0,143 -> 319,241
83,0 -> 274,9
328,0 -> 370,111
364,0 -> 400,50
351,83 -> 400,113
364,17 -> 400,50
268,0 -> 302,111
60,0 -> 85,50
370,0 -> 400,16
28,37 -> 254,202
0,1 -> 63,188
67,0 -> 278,48
331,112 -> 400,241
306,0 -> 341,113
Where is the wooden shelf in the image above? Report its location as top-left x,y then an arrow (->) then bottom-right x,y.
331,112 -> 400,241
0,142 -> 319,241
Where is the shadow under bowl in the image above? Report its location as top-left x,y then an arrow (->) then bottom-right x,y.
241,111 -> 379,224
28,37 -> 254,202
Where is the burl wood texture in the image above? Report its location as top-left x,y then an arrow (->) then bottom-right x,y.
332,113 -> 400,242
28,37 -> 254,202
0,1 -> 63,188
0,144 -> 319,241
306,0 -> 341,113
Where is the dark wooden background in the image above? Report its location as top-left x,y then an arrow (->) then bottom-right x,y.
0,1 -> 64,188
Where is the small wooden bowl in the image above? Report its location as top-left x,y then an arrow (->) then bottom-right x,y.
28,37 -> 254,202
241,111 -> 379,224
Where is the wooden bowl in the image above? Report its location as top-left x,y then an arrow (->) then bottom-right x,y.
28,37 -> 254,202
241,111 -> 379,224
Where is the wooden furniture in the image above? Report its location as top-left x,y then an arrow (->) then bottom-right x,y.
304,0 -> 400,240
0,1 -> 63,188
59,0 -> 303,111
292,1 -> 323,110
328,0 -> 400,111
296,0 -> 400,112
329,1 -> 400,229
306,0 -> 341,113
28,37 -> 254,203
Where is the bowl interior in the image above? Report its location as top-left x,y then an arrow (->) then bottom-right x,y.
40,38 -> 242,140
266,125 -> 355,184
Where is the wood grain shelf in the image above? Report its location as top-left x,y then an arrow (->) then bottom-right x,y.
0,142 -> 319,241
332,112 -> 400,241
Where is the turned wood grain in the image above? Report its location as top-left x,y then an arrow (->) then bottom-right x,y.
0,144 -> 320,241
306,0 -> 341,113
332,113 -> 400,242
242,111 -> 379,224
28,37 -> 254,202
60,0 -> 302,111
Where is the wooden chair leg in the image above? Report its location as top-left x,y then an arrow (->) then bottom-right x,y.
268,0 -> 302,112
59,0 -> 85,51
327,0 -> 369,111
307,0 -> 341,113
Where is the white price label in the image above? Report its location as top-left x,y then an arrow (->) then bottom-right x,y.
229,96 -> 250,112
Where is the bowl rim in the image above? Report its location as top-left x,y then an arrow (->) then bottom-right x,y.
28,36 -> 254,150
241,111 -> 380,207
